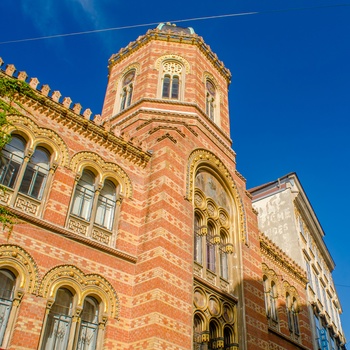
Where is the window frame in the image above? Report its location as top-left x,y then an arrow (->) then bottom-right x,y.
119,69 -> 136,112
193,185 -> 233,287
68,169 -> 120,246
40,288 -> 74,350
158,60 -> 185,101
0,135 -> 26,189
0,133 -> 55,216
75,296 -> 100,350
205,79 -> 216,121
0,269 -> 16,348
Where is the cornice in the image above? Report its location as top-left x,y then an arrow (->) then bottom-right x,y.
7,207 -> 137,264
260,232 -> 307,286
0,71 -> 151,168
194,276 -> 238,303
235,170 -> 247,183
293,193 -> 335,270
108,28 -> 232,84
268,327 -> 310,350
107,98 -> 236,161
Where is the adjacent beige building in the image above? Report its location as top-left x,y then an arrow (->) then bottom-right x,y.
250,172 -> 346,350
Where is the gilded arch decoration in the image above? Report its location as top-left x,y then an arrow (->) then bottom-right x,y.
282,281 -> 301,306
6,115 -> 70,167
0,244 -> 39,294
113,62 -> 141,91
70,151 -> 132,198
39,264 -> 119,319
155,54 -> 191,73
186,149 -> 247,242
193,283 -> 238,347
262,263 -> 280,290
203,71 -> 222,102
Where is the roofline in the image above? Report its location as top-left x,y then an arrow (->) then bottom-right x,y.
249,172 -> 336,270
108,25 -> 232,84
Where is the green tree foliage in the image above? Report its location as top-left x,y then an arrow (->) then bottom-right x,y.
0,77 -> 34,149
0,76 -> 34,237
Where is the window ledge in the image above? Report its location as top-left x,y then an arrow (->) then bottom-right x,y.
268,326 -> 307,350
6,207 -> 137,263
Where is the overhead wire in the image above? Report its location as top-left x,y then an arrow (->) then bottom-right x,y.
0,3 -> 350,45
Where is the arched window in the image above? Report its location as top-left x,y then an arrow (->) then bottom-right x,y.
286,293 -> 300,336
193,171 -> 233,287
95,179 -> 117,230
263,276 -> 270,318
120,70 -> 135,111
292,297 -> 299,335
206,223 -> 216,272
193,314 -> 203,350
0,135 -> 26,188
0,135 -> 53,210
71,170 -> 96,221
205,80 -> 216,121
224,327 -> 234,350
270,281 -> 278,321
220,231 -> 228,280
69,170 -> 121,245
41,288 -> 73,350
208,321 -> 218,350
76,296 -> 99,350
161,61 -> 182,100
0,269 -> 15,346
194,213 -> 203,264
19,146 -> 51,200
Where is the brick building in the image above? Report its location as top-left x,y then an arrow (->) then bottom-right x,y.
0,23 -> 343,349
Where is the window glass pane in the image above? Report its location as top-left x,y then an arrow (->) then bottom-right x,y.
292,298 -> 299,334
123,70 -> 135,86
263,277 -> 270,317
206,80 -> 215,96
194,215 -> 202,264
41,288 -> 72,350
208,322 -> 217,350
0,270 -> 15,300
193,315 -> 202,350
220,251 -> 228,279
162,75 -> 170,98
270,282 -> 277,320
120,88 -> 127,111
220,232 -> 228,279
77,297 -> 99,350
207,225 -> 216,272
224,327 -> 233,349
71,170 -> 95,221
171,76 -> 179,99
209,101 -> 214,120
0,135 -> 26,188
95,180 -> 116,230
0,270 -> 15,345
19,147 -> 50,199
127,84 -> 133,107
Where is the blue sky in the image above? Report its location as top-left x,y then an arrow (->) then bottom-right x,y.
1,0 -> 350,340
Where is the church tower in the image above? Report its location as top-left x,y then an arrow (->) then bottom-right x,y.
0,22 -> 319,350
100,23 -> 265,349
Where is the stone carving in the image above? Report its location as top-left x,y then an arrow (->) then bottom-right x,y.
68,218 -> 88,236
187,148 -> 247,243
0,244 -> 39,294
91,228 -> 110,245
15,196 -> 38,215
70,151 -> 132,198
39,265 -> 119,319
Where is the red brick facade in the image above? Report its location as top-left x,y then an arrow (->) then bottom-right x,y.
0,24 -> 313,349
